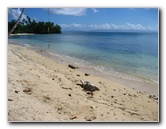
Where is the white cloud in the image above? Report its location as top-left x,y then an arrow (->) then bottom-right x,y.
46,8 -> 99,16
49,8 -> 87,16
8,8 -> 27,20
60,23 -> 85,30
60,23 -> 158,31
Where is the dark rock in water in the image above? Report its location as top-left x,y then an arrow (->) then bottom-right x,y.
80,79 -> 99,92
85,73 -> 90,76
68,64 -> 79,69
40,50 -> 42,52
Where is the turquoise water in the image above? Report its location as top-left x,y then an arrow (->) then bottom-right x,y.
8,32 -> 158,83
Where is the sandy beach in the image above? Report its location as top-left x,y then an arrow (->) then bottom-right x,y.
8,44 -> 158,122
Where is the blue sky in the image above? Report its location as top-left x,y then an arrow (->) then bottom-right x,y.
8,8 -> 158,32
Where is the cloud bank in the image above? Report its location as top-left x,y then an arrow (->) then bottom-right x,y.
48,8 -> 99,16
8,8 -> 27,20
60,23 -> 158,31
49,8 -> 86,16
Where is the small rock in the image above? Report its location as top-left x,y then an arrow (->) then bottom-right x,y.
85,73 -> 90,76
52,78 -> 54,80
40,50 -> 42,52
8,99 -> 13,101
14,90 -> 19,94
76,74 -> 80,77
68,94 -> 71,97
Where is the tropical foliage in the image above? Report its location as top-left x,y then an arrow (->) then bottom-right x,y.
8,16 -> 61,34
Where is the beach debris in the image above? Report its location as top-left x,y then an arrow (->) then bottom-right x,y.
14,90 -> 19,94
62,87 -> 72,90
149,95 -> 158,100
43,96 -> 50,100
85,73 -> 90,76
68,64 -> 79,69
111,96 -> 114,98
127,111 -> 140,116
23,87 -> 31,93
8,99 -> 13,101
23,87 -> 32,95
76,74 -> 80,77
80,79 -> 99,92
70,116 -> 77,120
84,116 -> 96,121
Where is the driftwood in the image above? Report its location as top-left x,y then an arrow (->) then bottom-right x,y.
80,79 -> 99,92
68,64 -> 79,69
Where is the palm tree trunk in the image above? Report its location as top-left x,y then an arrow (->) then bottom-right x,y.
8,8 -> 26,36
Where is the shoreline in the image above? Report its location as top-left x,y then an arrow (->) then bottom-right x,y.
8,43 -> 158,121
9,41 -> 158,95
32,44 -> 158,96
10,33 -> 36,36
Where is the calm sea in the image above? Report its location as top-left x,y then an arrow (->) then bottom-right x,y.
8,32 -> 158,83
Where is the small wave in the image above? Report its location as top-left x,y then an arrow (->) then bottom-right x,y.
94,65 -> 143,82
46,51 -> 157,84
23,44 -> 31,47
48,52 -> 63,58
63,55 -> 93,67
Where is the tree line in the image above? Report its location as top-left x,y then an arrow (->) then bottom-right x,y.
8,16 -> 61,34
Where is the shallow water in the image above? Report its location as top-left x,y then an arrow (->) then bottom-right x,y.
8,32 -> 158,84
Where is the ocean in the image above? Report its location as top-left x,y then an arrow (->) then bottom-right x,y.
8,32 -> 158,84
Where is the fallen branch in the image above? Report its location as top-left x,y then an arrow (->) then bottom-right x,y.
68,64 -> 79,69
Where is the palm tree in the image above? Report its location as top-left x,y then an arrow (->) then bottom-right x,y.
8,8 -> 26,36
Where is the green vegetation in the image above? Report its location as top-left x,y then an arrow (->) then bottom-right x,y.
8,16 -> 61,34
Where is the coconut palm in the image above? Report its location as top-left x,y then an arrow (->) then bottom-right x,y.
8,8 -> 26,36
